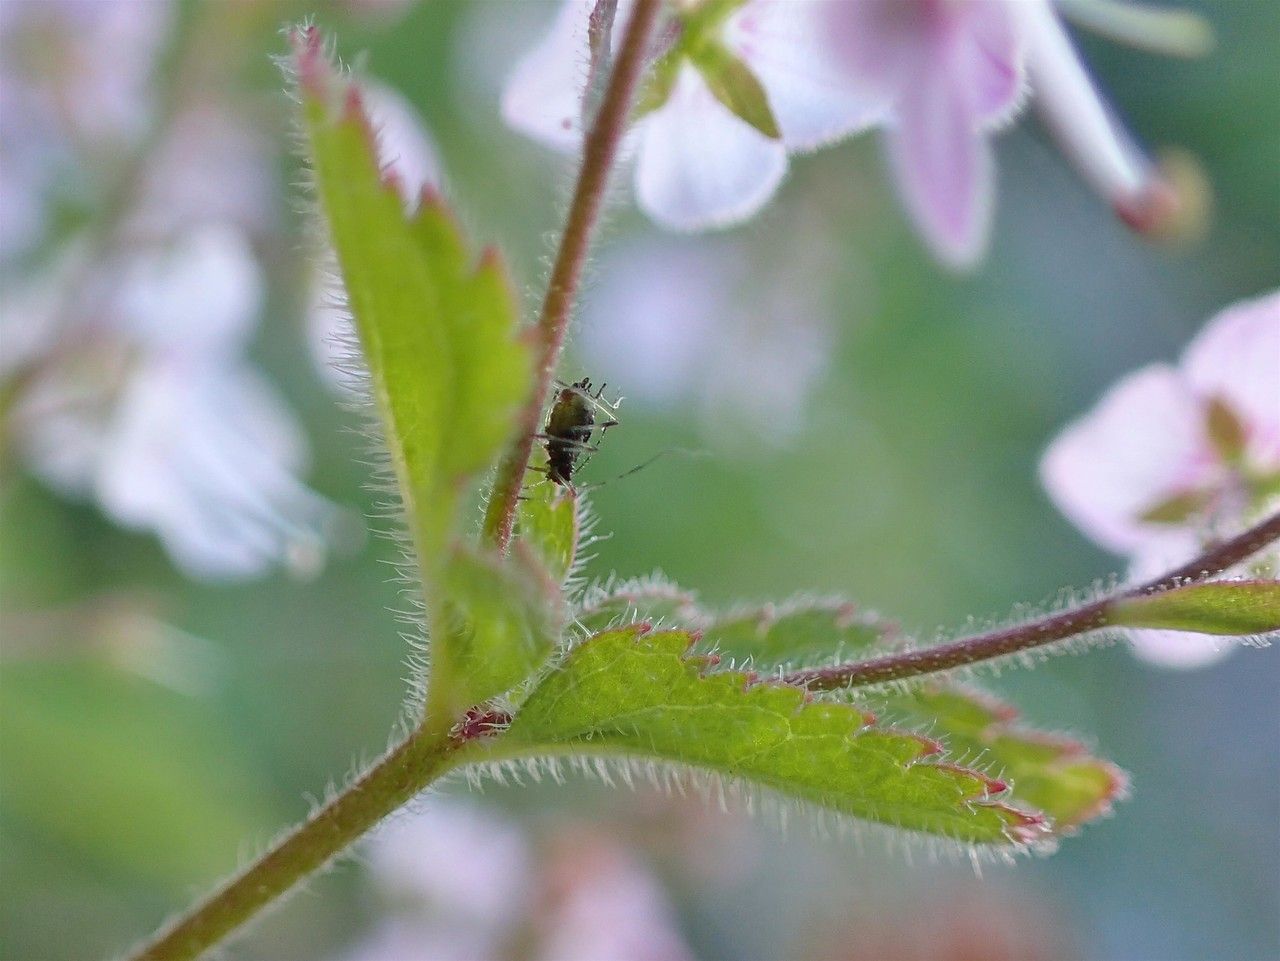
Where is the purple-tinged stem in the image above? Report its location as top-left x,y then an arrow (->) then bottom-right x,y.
786,512 -> 1280,690
482,0 -> 662,551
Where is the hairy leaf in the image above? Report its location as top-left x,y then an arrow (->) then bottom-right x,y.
440,547 -> 562,709
1109,580 -> 1280,635
698,600 -> 895,667
871,685 -> 1127,830
292,29 -> 530,561
517,477 -> 580,585
503,627 -> 1046,845
574,578 -> 701,634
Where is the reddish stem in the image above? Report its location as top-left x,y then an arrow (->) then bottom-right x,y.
786,512 -> 1280,690
482,0 -> 663,550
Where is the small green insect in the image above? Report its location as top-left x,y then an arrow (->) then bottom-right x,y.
537,378 -> 620,489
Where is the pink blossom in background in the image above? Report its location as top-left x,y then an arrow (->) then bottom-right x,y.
822,0 -> 1185,268
502,0 -> 881,230
1041,290 -> 1280,666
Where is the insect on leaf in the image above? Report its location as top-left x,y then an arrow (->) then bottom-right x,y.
503,627 -> 1048,845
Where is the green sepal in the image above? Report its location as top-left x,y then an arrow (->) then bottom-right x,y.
1109,580 -> 1280,635
517,476 -> 581,586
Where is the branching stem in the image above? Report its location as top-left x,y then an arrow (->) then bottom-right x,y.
786,511 -> 1280,690
482,0 -> 662,551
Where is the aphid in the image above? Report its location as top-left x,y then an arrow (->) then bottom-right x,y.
538,377 -> 619,489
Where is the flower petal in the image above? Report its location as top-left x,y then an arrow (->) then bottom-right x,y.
500,0 -> 591,153
885,72 -> 993,269
957,0 -> 1028,126
95,360 -> 341,580
112,225 -> 263,358
1040,364 -> 1215,554
634,65 -> 787,231
725,0 -> 887,151
1181,290 -> 1280,470
1020,0 -> 1157,224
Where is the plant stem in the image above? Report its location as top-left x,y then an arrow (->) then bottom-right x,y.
787,511 -> 1280,690
482,0 -> 662,551
126,729 -> 463,961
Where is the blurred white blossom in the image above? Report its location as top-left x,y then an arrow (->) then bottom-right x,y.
1041,291 -> 1280,667
336,798 -> 692,961
0,0 -> 355,581
503,0 -> 881,230
4,226 -> 344,581
579,236 -> 831,444
0,0 -> 172,260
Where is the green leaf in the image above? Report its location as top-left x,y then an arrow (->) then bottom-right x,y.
689,42 -> 780,139
871,685 -> 1127,830
574,577 -> 701,634
292,29 -> 531,562
516,477 -> 580,586
439,547 -> 563,709
503,627 -> 1046,845
698,600 -> 895,667
1109,580 -> 1280,635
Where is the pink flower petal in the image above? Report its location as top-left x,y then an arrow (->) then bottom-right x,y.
957,0 -> 1028,126
885,72 -> 993,269
634,66 -> 787,231
1181,290 -> 1280,470
1022,0 -> 1150,211
726,0 -> 888,152
500,0 -> 592,153
1039,364 -> 1215,554
821,0 -> 931,101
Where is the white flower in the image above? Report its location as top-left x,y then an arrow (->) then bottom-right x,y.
502,0 -> 882,230
6,226 -> 345,581
1041,291 -> 1280,667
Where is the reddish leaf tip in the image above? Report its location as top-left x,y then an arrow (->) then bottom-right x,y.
291,25 -> 327,96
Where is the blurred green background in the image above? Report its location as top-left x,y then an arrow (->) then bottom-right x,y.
2,1 -> 1277,959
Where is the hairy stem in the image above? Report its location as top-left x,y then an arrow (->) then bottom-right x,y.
482,0 -> 662,551
787,511 -> 1280,690
126,729 -> 465,961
